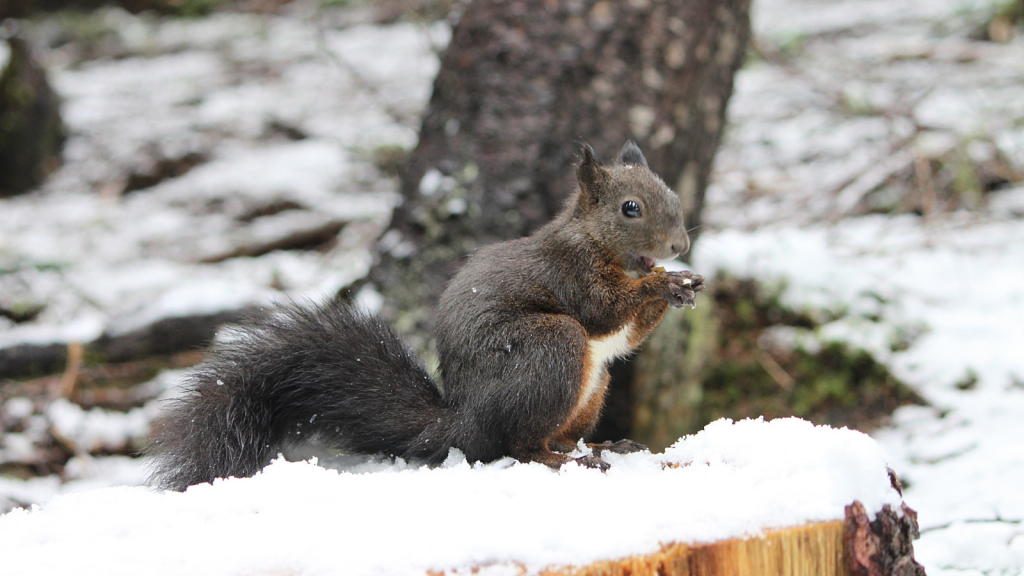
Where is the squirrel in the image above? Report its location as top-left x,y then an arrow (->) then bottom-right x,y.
146,141 -> 705,491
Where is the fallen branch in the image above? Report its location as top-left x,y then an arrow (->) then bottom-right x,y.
758,349 -> 796,391
57,342 -> 83,399
829,148 -> 916,220
199,220 -> 347,264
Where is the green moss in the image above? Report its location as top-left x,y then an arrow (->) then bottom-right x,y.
44,9 -> 121,45
0,260 -> 69,275
0,301 -> 45,323
776,32 -> 806,58
862,135 -> 1022,216
951,145 -> 984,209
173,0 -> 225,17
890,323 -> 926,352
691,275 -> 924,433
954,368 -> 979,391
369,144 -> 410,178
841,91 -> 880,117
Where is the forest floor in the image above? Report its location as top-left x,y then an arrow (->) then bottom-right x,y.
1,0 -> 1022,573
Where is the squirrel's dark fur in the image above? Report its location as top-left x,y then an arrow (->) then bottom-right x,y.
147,142 -> 705,491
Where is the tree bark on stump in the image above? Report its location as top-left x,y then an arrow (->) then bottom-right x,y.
367,0 -> 752,408
845,501 -> 927,576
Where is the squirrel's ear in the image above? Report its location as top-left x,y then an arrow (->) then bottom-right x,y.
618,140 -> 648,167
577,143 -> 610,206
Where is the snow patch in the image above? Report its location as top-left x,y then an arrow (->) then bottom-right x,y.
0,418 -> 901,576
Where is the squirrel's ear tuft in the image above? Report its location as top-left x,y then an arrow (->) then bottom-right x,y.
618,140 -> 648,167
578,142 -> 600,166
577,143 -> 610,206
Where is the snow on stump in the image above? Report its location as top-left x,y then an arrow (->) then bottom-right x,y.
0,418 -> 924,576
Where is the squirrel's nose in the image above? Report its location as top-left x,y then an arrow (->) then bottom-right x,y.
671,235 -> 691,256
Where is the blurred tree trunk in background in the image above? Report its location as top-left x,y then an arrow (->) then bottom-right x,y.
366,0 -> 751,448
0,36 -> 64,196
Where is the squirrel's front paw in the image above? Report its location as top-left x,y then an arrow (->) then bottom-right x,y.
660,270 -> 706,309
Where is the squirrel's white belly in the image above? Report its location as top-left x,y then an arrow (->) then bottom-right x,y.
579,323 -> 636,408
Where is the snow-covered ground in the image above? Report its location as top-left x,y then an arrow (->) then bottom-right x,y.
0,10 -> 445,348
697,1 -> 1024,573
1,0 -> 1022,573
693,217 -> 1024,575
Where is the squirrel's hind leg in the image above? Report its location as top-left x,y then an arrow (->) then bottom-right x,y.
452,313 -> 587,468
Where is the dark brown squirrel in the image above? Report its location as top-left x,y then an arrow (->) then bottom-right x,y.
146,141 -> 705,490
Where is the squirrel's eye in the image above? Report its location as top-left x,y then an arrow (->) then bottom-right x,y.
621,200 -> 641,218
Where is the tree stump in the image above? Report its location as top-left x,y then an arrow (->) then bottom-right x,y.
544,508 -> 925,576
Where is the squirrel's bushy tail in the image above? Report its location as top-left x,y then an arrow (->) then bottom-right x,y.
146,300 -> 447,491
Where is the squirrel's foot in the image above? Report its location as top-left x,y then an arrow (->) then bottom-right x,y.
589,439 -> 648,457
517,450 -> 610,472
660,270 -> 706,309
573,454 -> 611,472
548,439 -> 578,453
514,447 -> 572,469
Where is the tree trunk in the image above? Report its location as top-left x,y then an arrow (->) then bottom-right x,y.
366,0 -> 751,434
0,36 -> 65,197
